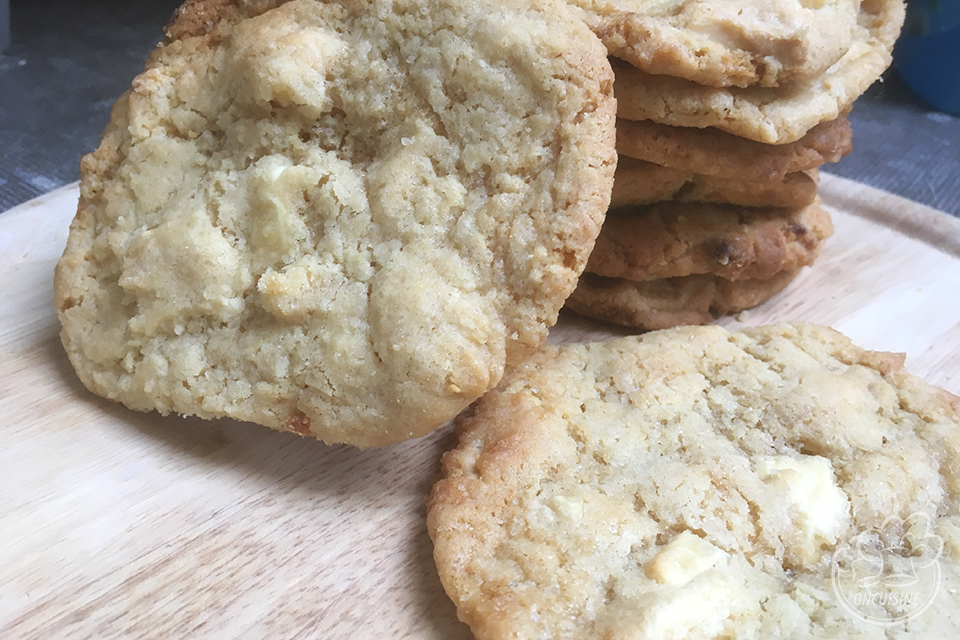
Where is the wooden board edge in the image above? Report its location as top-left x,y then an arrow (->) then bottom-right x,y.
0,181 -> 80,223
820,172 -> 960,256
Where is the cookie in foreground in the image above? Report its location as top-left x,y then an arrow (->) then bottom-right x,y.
54,0 -> 616,447
428,323 -> 960,638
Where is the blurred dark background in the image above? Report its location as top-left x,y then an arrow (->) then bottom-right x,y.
0,0 -> 180,211
1,0 -> 958,215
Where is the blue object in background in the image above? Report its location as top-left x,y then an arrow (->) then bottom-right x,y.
895,0 -> 960,115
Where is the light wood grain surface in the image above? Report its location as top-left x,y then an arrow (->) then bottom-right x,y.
1,174 -> 959,639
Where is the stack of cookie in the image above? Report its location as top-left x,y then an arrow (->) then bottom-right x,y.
564,0 -> 906,330
565,118 -> 846,329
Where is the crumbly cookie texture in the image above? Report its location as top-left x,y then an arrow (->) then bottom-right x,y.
565,270 -> 799,329
616,116 -> 851,181
614,0 -> 905,143
54,0 -> 616,447
587,199 -> 832,282
612,159 -> 819,209
568,0 -> 860,88
428,324 -> 960,639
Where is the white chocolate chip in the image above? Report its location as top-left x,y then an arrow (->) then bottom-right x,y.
644,531 -> 726,587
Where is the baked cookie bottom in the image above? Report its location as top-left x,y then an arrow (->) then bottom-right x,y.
565,269 -> 799,330
612,158 -> 819,209
586,199 -> 833,283
615,116 -> 851,181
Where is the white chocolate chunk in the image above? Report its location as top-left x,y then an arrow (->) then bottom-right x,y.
645,531 -> 727,587
755,454 -> 850,560
547,494 -> 583,521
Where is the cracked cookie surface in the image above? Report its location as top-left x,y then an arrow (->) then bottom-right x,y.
428,323 -> 960,638
54,0 -> 616,446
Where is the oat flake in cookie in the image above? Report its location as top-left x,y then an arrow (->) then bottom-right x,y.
428,324 -> 960,639
54,0 -> 616,447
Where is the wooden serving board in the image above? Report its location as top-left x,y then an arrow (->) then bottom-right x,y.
1,174 -> 959,639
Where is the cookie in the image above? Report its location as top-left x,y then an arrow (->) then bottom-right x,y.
565,270 -> 799,329
586,200 -> 832,282
428,323 -> 960,639
616,116 -> 851,182
54,0 -> 617,447
568,0 -> 860,88
614,0 -> 905,144
612,158 -> 819,209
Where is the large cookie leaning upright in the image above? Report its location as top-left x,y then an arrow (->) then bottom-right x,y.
54,0 -> 617,447
428,324 -> 960,639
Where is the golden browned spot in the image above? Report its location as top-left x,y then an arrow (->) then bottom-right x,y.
285,410 -> 312,436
